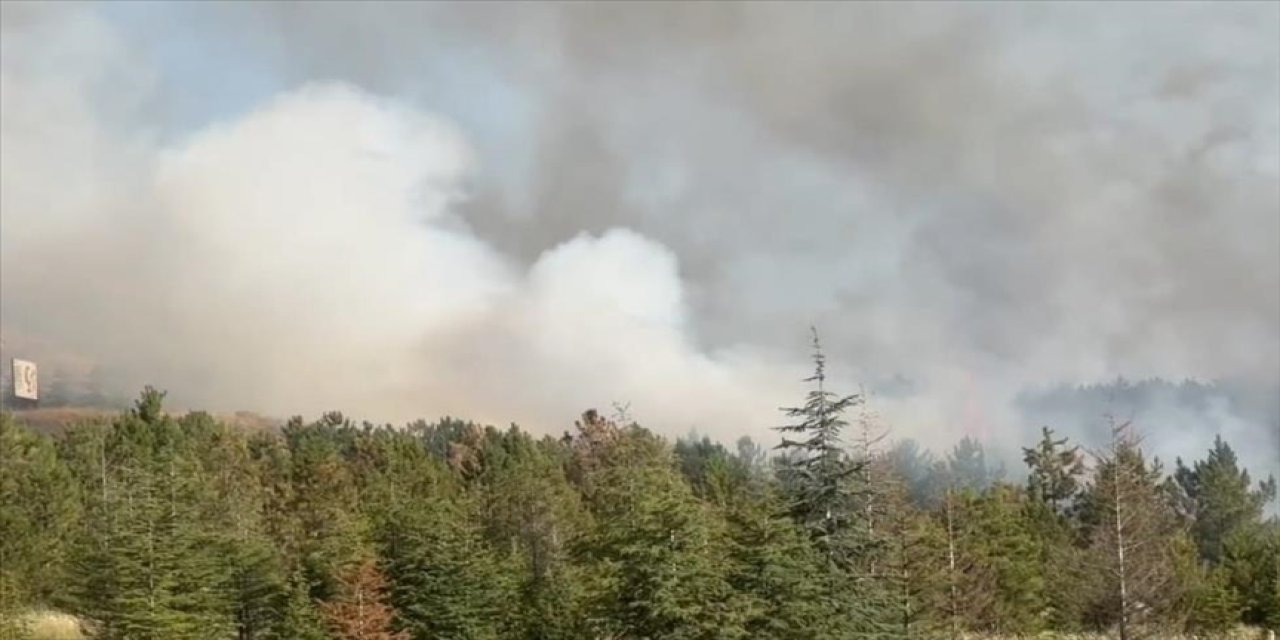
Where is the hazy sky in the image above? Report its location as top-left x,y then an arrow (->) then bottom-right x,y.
2,2 -> 1277,475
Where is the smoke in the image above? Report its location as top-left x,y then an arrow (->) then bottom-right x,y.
0,39 -> 797,434
1018,379 -> 1280,492
1,3 -> 1277,476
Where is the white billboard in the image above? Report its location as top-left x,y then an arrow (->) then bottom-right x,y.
12,359 -> 37,401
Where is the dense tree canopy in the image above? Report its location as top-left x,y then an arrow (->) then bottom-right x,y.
1,374 -> 1276,639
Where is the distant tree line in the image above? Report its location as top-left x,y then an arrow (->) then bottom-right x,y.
1,336 -> 1276,639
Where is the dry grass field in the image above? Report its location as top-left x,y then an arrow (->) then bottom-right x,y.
10,407 -> 280,437
17,611 -> 84,640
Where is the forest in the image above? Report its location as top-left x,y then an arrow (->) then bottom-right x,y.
1,342 -> 1277,640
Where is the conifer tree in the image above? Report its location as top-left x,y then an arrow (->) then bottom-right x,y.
773,329 -> 897,637
874,469 -> 945,639
883,439 -> 948,508
946,437 -> 1004,493
1172,436 -> 1277,563
282,419 -> 366,600
967,484 -> 1046,635
377,498 -> 510,639
773,328 -> 864,563
1177,554 -> 1243,634
320,558 -> 407,640
0,414 -> 79,611
709,458 -> 852,638
676,433 -> 738,498
1221,520 -> 1280,628
1023,426 -> 1086,517
1078,419 -> 1183,639
471,428 -> 587,639
852,404 -> 893,560
575,428 -> 750,639
276,573 -> 329,640
226,539 -> 288,640
938,488 -> 992,640
69,389 -> 236,640
1021,427 -> 1088,628
14,381 -> 1280,638
933,485 -> 1047,637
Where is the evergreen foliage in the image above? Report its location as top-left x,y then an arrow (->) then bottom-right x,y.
2,359 -> 1277,638
1172,436 -> 1277,563
773,328 -> 865,564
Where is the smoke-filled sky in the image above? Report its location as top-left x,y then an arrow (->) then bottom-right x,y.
2,2 -> 1277,477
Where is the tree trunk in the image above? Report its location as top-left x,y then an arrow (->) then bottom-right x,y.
1113,470 -> 1129,640
946,490 -> 959,640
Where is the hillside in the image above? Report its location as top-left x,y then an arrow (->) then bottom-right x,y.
9,406 -> 281,437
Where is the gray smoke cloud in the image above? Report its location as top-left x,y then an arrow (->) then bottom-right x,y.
1,2 -> 1277,480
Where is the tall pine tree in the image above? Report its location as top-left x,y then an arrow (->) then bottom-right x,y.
1078,419 -> 1184,639
774,328 -> 864,564
773,329 -> 894,637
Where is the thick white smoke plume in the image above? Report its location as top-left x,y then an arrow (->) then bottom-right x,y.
0,4 -> 799,437
1,3 -> 1277,482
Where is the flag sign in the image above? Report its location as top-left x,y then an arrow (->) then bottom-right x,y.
12,358 -> 37,400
